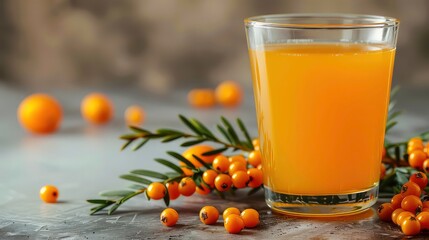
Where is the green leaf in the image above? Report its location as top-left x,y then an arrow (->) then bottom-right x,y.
133,138 -> 150,151
388,111 -> 402,121
385,121 -> 397,133
163,185 -> 170,206
221,117 -> 240,145
237,118 -> 254,150
192,154 -> 211,169
190,118 -> 216,139
388,101 -> 396,113
155,159 -> 184,174
90,203 -> 114,215
121,139 -> 135,151
120,134 -> 138,140
119,190 -> 145,204
217,125 -> 232,143
130,169 -> 168,180
157,128 -> 185,135
181,139 -> 206,147
179,114 -> 202,136
167,151 -> 196,169
201,147 -> 228,156
128,184 -> 146,190
162,135 -> 183,143
99,190 -> 134,197
120,174 -> 152,185
390,85 -> 400,99
108,203 -> 120,215
87,199 -> 116,204
165,172 -> 181,178
129,126 -> 149,133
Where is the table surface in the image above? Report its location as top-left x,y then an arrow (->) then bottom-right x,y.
1,83 -> 429,239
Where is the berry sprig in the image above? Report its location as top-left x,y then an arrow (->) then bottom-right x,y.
87,115 -> 262,215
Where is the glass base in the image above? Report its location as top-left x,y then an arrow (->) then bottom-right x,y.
265,184 -> 378,217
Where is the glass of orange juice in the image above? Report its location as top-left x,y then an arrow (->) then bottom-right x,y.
245,14 -> 399,216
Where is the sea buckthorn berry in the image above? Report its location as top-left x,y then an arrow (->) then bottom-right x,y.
241,209 -> 260,228
397,211 -> 415,226
215,80 -> 243,108
409,137 -> 424,147
181,167 -> 194,177
40,185 -> 59,203
423,160 -> 429,173
202,170 -> 218,188
380,164 -> 386,180
182,145 -> 218,168
423,201 -> 429,209
401,216 -> 421,236
377,203 -> 394,222
229,155 -> 247,165
248,150 -> 262,168
252,139 -> 260,150
247,168 -> 263,188
392,208 -> 405,224
196,184 -> 211,195
166,182 -> 180,200
199,206 -> 219,225
81,93 -> 114,124
382,147 -> 386,159
214,174 -> 233,192
417,211 -> 429,230
228,161 -> 247,176
422,208 -> 429,212
124,105 -> 145,127
401,195 -> 423,213
179,177 -> 196,196
409,150 -> 427,170
160,208 -> 179,227
232,171 -> 250,189
408,145 -> 424,154
223,207 -> 241,220
424,143 -> 429,154
401,181 -> 421,197
18,94 -> 63,134
391,194 -> 405,209
257,164 -> 262,170
187,88 -> 216,108
213,155 -> 230,172
410,172 -> 428,189
147,182 -> 166,200
224,214 -> 245,234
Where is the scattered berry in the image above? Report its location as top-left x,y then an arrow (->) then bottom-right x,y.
223,207 -> 241,220
187,88 -> 216,108
81,93 -> 114,124
160,208 -> 179,227
241,209 -> 260,228
124,105 -> 145,127
215,81 -> 243,108
401,216 -> 421,236
224,214 -> 245,234
199,206 -> 219,225
40,185 -> 59,203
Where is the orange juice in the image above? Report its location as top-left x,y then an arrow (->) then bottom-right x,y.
249,43 -> 395,195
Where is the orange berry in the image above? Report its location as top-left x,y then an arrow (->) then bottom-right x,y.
247,168 -> 263,188
166,182 -> 180,200
410,172 -> 428,189
228,161 -> 247,176
214,174 -> 232,192
182,145 -> 218,168
160,208 -> 179,227
248,150 -> 262,168
397,211 -> 415,226
401,195 -> 423,213
241,209 -> 260,228
232,171 -> 250,189
18,94 -> 62,134
380,164 -> 386,180
179,177 -> 196,197
423,201 -> 429,209
196,184 -> 211,195
382,147 -> 386,159
187,88 -> 216,108
202,170 -> 218,188
392,208 -> 405,224
391,194 -> 405,209
181,167 -> 194,177
401,181 -> 421,197
229,155 -> 247,165
422,207 -> 429,212
423,160 -> 429,173
81,93 -> 114,124
199,206 -> 219,225
147,182 -> 166,200
40,185 -> 59,203
401,216 -> 421,236
409,137 -> 424,147
377,203 -> 394,222
417,211 -> 429,230
223,207 -> 241,220
215,81 -> 243,108
409,150 -> 427,170
424,143 -> 429,154
257,164 -> 262,170
252,139 -> 260,149
224,214 -> 245,234
213,155 -> 230,172
408,145 -> 424,154
124,105 -> 145,127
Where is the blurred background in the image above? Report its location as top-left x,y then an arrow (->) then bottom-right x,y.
1,0 -> 429,94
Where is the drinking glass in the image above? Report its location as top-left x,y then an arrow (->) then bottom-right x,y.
245,14 -> 399,216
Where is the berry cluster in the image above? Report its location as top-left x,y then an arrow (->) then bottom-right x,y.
407,137 -> 429,171
160,206 -> 260,234
377,171 -> 429,236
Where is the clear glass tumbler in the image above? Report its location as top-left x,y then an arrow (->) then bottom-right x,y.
245,14 -> 399,216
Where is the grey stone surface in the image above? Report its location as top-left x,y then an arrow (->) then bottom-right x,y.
0,83 -> 428,239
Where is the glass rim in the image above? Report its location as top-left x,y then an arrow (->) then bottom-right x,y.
244,13 -> 399,29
